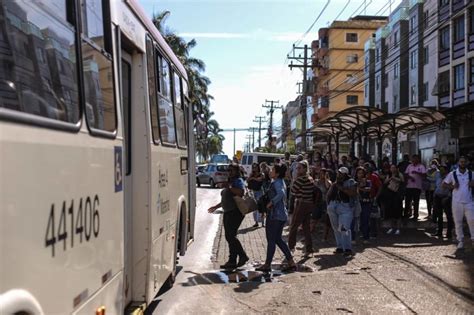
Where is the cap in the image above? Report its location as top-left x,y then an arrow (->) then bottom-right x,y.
298,160 -> 309,169
338,167 -> 349,175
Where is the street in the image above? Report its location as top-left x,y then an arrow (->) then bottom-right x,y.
148,187 -> 474,314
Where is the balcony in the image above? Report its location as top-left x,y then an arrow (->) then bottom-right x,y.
453,39 -> 465,59
469,83 -> 474,101
453,89 -> 465,106
469,34 -> 474,51
439,49 -> 450,67
452,0 -> 465,14
439,95 -> 450,107
438,4 -> 450,23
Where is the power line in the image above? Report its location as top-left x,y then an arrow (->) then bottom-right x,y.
292,0 -> 331,49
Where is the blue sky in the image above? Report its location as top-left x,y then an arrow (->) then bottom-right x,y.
139,0 -> 402,157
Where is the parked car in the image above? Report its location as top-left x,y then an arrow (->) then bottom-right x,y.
196,163 -> 229,188
196,164 -> 207,174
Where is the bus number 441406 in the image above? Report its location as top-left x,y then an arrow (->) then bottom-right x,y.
45,195 -> 100,257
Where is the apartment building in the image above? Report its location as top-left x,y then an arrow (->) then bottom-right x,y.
311,16 -> 388,124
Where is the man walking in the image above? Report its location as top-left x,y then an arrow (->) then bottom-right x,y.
288,160 -> 315,256
443,157 -> 474,250
404,154 -> 426,220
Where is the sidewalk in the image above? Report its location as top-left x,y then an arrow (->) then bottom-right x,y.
212,200 -> 474,314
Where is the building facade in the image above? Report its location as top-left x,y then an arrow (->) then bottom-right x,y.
311,16 -> 388,124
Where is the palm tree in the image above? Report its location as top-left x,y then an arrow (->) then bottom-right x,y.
152,11 -> 223,161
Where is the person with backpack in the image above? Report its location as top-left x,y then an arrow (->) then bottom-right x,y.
289,160 -> 315,256
327,167 -> 358,257
255,164 -> 296,272
442,156 -> 474,251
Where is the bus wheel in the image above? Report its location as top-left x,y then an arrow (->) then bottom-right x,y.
209,179 -> 215,188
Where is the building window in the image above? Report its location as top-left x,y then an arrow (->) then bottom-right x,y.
453,15 -> 465,43
394,63 -> 399,79
376,48 -> 380,62
364,56 -> 369,73
423,10 -> 429,28
365,84 -> 368,97
411,85 -> 417,104
410,50 -> 417,69
346,33 -> 358,42
470,7 -> 474,34
410,16 -> 416,34
470,58 -> 474,84
376,75 -> 380,90
422,82 -> 429,102
346,54 -> 358,63
440,26 -> 450,50
439,70 -> 450,95
393,31 -> 399,47
393,95 -> 398,108
423,46 -> 429,65
383,73 -> 388,88
454,64 -> 465,90
347,95 -> 358,105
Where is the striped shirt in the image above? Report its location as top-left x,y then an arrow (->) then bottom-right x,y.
291,175 -> 314,202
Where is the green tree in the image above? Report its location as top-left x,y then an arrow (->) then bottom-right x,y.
152,12 -> 224,162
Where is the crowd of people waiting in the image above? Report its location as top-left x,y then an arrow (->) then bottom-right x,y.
208,151 -> 474,271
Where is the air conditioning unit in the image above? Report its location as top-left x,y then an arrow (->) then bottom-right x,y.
347,54 -> 358,63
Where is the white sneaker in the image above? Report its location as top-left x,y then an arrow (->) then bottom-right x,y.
386,228 -> 394,234
394,229 -> 400,235
457,241 -> 464,250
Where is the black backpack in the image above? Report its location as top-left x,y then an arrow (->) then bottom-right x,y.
452,170 -> 474,197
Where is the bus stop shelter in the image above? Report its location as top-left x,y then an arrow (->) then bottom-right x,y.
308,106 -> 446,165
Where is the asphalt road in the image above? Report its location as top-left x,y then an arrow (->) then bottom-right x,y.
149,186 -> 223,314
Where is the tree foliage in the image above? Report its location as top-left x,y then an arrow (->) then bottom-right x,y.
152,11 -> 223,162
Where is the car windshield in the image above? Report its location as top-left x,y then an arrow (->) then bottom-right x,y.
216,165 -> 229,172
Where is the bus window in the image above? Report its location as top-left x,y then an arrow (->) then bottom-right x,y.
81,0 -> 116,133
0,0 -> 80,124
257,156 -> 274,165
145,37 -> 159,143
173,72 -> 186,147
157,54 -> 175,144
248,156 -> 253,165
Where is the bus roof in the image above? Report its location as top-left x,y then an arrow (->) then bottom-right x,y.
126,0 -> 188,80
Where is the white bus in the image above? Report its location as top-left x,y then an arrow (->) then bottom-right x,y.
0,0 -> 196,314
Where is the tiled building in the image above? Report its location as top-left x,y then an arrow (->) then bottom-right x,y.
363,0 -> 474,162
311,16 -> 388,124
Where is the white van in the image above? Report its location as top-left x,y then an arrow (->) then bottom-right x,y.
240,152 -> 287,175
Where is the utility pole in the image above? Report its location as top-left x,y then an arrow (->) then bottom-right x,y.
253,116 -> 267,149
262,100 -> 282,149
245,135 -> 252,152
288,44 -> 311,152
249,127 -> 258,151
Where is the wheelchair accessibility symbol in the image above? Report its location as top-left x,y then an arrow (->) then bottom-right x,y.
114,146 -> 123,192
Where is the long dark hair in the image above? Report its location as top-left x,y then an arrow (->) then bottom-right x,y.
228,163 -> 241,179
274,164 -> 287,179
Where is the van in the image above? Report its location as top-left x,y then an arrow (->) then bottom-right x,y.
240,152 -> 287,175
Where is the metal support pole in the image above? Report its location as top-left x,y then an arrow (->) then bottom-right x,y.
233,128 -> 236,155
391,132 -> 398,165
335,133 -> 340,162
377,138 -> 383,169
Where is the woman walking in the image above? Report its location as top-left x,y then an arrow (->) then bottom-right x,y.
247,162 -> 265,227
208,164 -> 249,269
384,165 -> 405,235
256,164 -> 296,272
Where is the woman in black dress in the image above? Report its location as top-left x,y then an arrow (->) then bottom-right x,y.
383,164 -> 405,235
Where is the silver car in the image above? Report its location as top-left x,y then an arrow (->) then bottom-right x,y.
196,163 -> 229,188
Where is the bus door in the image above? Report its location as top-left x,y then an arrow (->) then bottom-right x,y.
120,36 -> 151,307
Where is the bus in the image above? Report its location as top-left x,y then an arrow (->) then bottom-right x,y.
0,0 -> 196,313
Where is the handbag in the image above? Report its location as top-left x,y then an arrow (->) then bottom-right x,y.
233,190 -> 258,215
387,178 -> 400,193
370,202 -> 381,219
